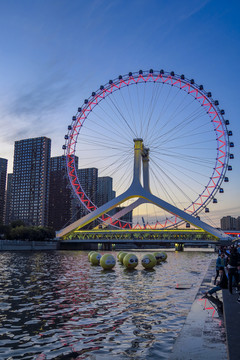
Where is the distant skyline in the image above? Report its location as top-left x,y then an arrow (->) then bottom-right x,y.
0,0 -> 239,226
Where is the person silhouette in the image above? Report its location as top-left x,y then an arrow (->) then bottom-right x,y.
227,246 -> 240,295
205,267 -> 228,296
214,253 -> 226,284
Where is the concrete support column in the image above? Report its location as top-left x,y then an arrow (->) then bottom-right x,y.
132,138 -> 143,186
142,147 -> 150,192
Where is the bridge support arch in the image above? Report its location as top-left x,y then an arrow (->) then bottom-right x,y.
57,139 -> 230,241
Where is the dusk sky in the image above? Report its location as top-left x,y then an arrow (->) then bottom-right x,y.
0,0 -> 239,226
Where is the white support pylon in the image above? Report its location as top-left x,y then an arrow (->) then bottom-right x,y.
57,139 -> 230,240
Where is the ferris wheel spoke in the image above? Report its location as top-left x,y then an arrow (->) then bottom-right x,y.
85,111 -> 132,145
135,84 -> 143,137
163,95 -> 198,129
112,164 -> 132,194
152,158 -> 210,196
111,87 -> 137,135
151,158 -> 215,180
151,153 -> 208,185
147,88 -> 190,143
181,118 -> 215,135
158,98 -> 205,136
77,145 -> 132,171
96,101 -> 134,142
77,149 -> 131,163
150,82 -> 172,138
148,89 -> 196,144
144,83 -> 173,142
107,155 -> 133,192
77,138 -> 128,151
116,87 -> 138,137
151,152 -> 213,181
105,95 -> 137,138
79,128 -> 130,147
150,167 -> 179,207
166,138 -> 216,150
151,158 -> 195,205
139,82 -> 147,137
143,81 -> 163,140
161,89 -> 190,124
145,82 -> 165,137
159,112 -> 208,146
158,126 -> 214,148
150,105 -> 206,145
126,85 -> 139,136
151,86 -> 182,129
151,149 -> 215,166
98,150 -> 132,176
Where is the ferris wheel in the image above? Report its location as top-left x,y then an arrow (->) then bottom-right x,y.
63,69 -> 234,230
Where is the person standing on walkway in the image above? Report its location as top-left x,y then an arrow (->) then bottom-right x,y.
205,267 -> 228,296
227,246 -> 240,295
237,244 -> 240,255
214,253 -> 227,284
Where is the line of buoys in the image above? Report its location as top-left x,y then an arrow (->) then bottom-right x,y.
88,251 -> 168,270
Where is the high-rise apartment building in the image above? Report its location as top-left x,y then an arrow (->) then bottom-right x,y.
97,176 -> 115,206
76,168 -> 98,227
4,173 -> 12,225
237,217 -> 240,231
48,155 -> 80,231
220,216 -> 237,230
0,158 -> 7,224
77,168 -> 98,205
11,137 -> 51,226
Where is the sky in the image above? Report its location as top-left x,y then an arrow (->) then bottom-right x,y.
0,0 -> 239,226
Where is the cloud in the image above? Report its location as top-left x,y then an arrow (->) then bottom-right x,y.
0,68 -> 78,146
179,0 -> 211,21
9,73 -> 71,118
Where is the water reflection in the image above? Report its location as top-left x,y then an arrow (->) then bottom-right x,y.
0,251 -> 215,359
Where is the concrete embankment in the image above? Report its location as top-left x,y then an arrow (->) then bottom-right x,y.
170,258 -> 240,359
170,259 -> 227,359
0,239 -> 59,251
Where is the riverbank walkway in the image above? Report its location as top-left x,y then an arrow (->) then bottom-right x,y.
222,289 -> 240,360
170,259 -> 240,360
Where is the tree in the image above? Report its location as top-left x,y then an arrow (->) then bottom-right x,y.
10,220 -> 26,228
8,225 -> 55,241
0,224 -> 10,239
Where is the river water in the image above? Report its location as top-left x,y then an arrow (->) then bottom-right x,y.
0,250 -> 215,359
